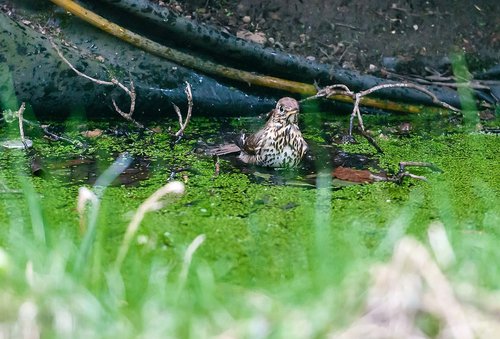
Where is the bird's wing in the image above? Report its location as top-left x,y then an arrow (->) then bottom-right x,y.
241,128 -> 265,155
205,143 -> 241,156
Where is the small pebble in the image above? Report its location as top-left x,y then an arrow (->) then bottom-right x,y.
242,15 -> 251,23
270,12 -> 281,20
237,30 -> 267,44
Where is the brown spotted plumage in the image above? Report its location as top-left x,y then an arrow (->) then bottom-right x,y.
238,97 -> 308,168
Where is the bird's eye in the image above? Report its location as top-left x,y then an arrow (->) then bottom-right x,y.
279,105 -> 285,113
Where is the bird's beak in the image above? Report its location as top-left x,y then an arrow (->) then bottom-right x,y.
286,109 -> 299,116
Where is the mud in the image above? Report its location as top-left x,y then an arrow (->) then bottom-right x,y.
179,0 -> 500,73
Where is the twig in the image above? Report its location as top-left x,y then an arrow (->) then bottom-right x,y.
400,172 -> 428,182
16,102 -> 27,148
21,119 -> 84,148
382,70 -> 493,90
352,92 -> 365,132
337,43 -> 351,63
50,40 -> 114,86
50,39 -> 144,129
3,102 -> 83,148
111,77 -> 141,127
303,81 -> 461,152
358,128 -> 384,154
332,22 -> 360,31
173,82 -> 193,138
358,83 -> 460,112
310,84 -> 354,99
399,161 -> 442,173
393,161 -> 442,183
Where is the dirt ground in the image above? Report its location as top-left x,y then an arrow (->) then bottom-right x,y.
171,0 -> 499,74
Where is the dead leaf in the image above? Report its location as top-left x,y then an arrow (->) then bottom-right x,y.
236,30 -> 267,44
81,129 -> 103,138
332,166 -> 374,183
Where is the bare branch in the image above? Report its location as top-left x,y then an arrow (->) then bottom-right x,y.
399,161 -> 442,173
358,128 -> 384,154
21,119 -> 84,148
301,80 -> 461,152
50,40 -> 114,86
172,103 -> 183,128
110,78 -> 144,129
319,83 -> 354,97
16,102 -> 26,146
382,69 -> 494,90
392,161 -> 442,183
173,82 -> 193,138
358,82 -> 460,112
51,39 -> 143,128
302,84 -> 354,102
400,172 -> 429,182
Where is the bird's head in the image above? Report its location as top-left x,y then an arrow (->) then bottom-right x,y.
270,97 -> 300,124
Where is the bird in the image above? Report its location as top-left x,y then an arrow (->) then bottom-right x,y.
210,97 -> 308,168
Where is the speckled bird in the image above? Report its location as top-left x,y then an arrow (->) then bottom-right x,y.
236,97 -> 308,168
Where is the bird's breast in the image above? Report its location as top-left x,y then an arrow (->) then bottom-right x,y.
251,124 -> 306,167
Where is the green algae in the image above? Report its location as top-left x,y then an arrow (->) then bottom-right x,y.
0,110 -> 499,335
2,112 -> 498,276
